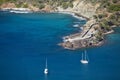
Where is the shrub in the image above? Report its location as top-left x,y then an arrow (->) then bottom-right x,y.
23,3 -> 28,8
69,3 -> 73,8
39,4 -> 45,9
108,4 -> 120,12
16,3 -> 21,8
112,0 -> 118,3
62,2 -> 68,9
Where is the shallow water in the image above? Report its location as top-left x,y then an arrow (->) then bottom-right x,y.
0,12 -> 120,80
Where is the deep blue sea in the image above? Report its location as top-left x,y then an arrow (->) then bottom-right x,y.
0,11 -> 120,80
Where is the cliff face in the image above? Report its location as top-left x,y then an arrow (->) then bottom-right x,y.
73,0 -> 100,18
57,0 -> 100,18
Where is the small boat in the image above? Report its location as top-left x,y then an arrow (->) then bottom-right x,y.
44,58 -> 48,74
80,50 -> 89,64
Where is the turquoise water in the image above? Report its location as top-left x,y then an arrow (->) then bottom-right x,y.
0,11 -> 120,80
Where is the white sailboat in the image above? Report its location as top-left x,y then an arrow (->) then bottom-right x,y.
44,58 -> 48,74
80,50 -> 89,64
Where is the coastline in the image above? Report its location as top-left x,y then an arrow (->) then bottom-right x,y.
1,10 -> 120,80
0,6 -> 117,50
0,6 -> 88,20
55,11 -> 87,20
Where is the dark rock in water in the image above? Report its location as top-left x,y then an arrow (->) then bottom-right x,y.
60,38 -> 104,50
60,41 -> 73,49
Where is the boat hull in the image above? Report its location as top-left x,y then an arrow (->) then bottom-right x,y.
44,68 -> 48,74
80,60 -> 88,64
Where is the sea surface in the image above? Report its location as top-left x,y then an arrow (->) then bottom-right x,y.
0,11 -> 120,80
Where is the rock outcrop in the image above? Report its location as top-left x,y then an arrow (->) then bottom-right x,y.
59,18 -> 104,50
57,0 -> 100,18
0,3 -> 16,9
28,4 -> 40,12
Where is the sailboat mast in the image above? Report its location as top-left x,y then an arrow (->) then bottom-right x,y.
46,58 -> 47,68
80,50 -> 88,64
82,53 -> 83,60
85,50 -> 86,60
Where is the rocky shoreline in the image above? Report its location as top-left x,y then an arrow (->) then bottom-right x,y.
0,6 -> 114,50
0,1 -> 118,50
59,31 -> 114,50
58,13 -> 115,50
57,0 -> 119,50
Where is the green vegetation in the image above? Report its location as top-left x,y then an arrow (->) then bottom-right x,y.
96,31 -> 103,41
112,0 -> 119,3
98,14 -> 107,19
109,12 -> 120,26
23,3 -> 28,8
16,3 -> 21,8
0,0 -> 73,9
39,0 -> 74,9
15,2 -> 23,8
92,0 -> 120,34
61,1 -> 73,9
62,2 -> 68,9
0,0 -> 16,4
108,4 -> 120,12
39,3 -> 45,9
100,19 -> 112,32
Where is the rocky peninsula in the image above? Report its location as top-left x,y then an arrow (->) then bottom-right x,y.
59,0 -> 120,50
0,0 -> 120,50
57,0 -> 120,50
